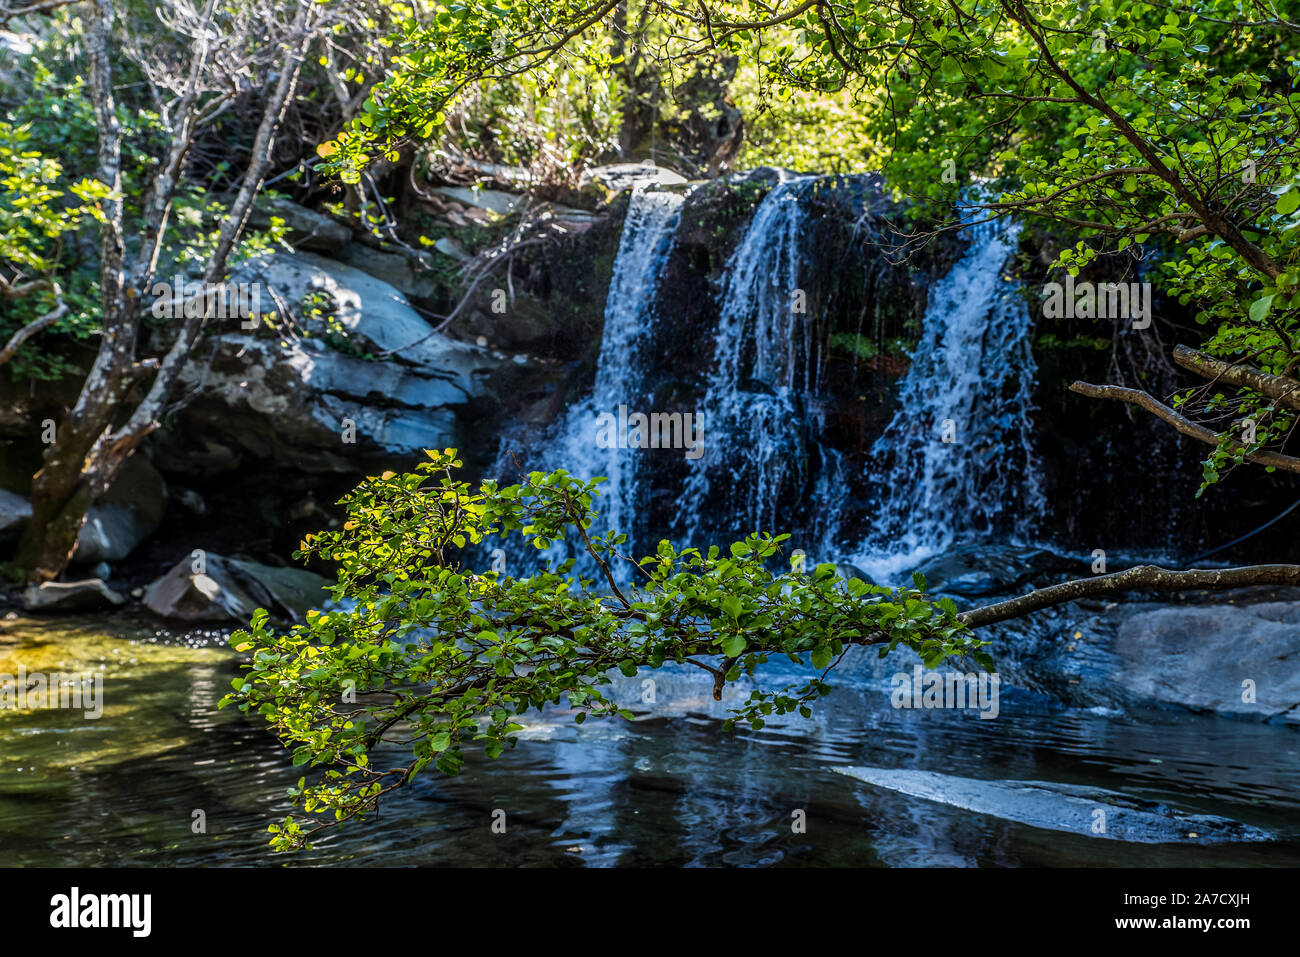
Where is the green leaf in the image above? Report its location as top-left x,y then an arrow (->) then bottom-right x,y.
1249,294 -> 1275,322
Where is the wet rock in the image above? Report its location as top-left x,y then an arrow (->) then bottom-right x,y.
1000,590 -> 1300,725
142,552 -> 331,624
833,766 -> 1272,844
21,579 -> 127,613
836,562 -> 876,585
912,543 -> 1062,597
71,454 -> 167,564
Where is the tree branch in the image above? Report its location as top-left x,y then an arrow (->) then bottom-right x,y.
0,293 -> 67,367
960,563 -> 1300,629
1173,344 -> 1300,412
1069,380 -> 1300,474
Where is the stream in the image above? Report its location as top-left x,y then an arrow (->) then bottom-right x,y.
1,610 -> 1295,867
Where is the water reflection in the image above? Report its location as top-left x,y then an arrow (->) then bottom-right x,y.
0,614 -> 1295,867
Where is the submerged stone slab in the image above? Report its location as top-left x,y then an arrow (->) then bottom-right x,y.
833,766 -> 1272,844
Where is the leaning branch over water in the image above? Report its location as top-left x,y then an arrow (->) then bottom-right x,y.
959,563 -> 1300,629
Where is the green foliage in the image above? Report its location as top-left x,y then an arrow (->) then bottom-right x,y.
315,1 -> 1300,489
0,17 -> 288,377
221,450 -> 988,850
0,119 -> 105,379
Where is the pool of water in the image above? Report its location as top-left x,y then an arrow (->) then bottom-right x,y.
0,613 -> 1296,867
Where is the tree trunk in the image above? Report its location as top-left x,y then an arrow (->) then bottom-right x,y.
14,467 -> 94,581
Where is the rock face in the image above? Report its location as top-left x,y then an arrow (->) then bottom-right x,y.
20,579 -> 127,612
72,454 -> 167,564
155,251 -> 517,473
142,553 -> 332,623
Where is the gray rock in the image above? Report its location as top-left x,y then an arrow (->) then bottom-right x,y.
21,579 -> 126,613
0,488 -> 32,545
433,237 -> 470,262
159,252 -> 512,468
1112,601 -> 1300,722
72,454 -> 167,564
579,164 -> 688,202
1000,591 -> 1300,725
142,552 -> 332,624
912,543 -> 1059,597
337,243 -> 443,300
431,185 -> 522,217
253,198 -> 352,253
835,562 -> 876,585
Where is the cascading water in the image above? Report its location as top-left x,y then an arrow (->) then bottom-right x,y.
493,185 -> 685,576
847,220 -> 1044,582
678,175 -> 823,545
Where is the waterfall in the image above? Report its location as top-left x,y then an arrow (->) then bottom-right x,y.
493,185 -> 685,575
847,221 -> 1044,582
678,175 -> 822,545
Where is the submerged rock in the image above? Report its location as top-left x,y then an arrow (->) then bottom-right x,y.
142,553 -> 331,624
833,766 -> 1272,844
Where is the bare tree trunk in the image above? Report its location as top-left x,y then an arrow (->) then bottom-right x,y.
15,0 -> 133,580
15,0 -> 316,583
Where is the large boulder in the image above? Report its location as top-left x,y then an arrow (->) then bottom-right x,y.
142,552 -> 332,623
0,488 -> 31,546
1111,601 -> 1300,722
249,198 -> 352,253
72,454 -> 167,564
1006,591 -> 1300,725
154,252 -> 518,473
